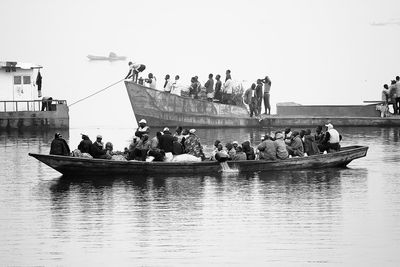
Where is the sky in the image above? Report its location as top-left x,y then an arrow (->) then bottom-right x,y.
1,0 -> 400,128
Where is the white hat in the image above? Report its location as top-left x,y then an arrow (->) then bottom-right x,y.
325,123 -> 334,129
189,129 -> 196,134
139,119 -> 147,124
96,135 -> 102,139
163,127 -> 170,132
232,141 -> 238,145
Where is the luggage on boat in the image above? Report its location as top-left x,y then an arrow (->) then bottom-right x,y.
172,154 -> 202,162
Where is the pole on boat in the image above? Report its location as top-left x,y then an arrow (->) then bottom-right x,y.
68,78 -> 126,107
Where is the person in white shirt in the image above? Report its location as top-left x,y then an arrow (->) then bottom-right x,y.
163,74 -> 173,93
125,61 -> 146,83
222,78 -> 234,104
171,75 -> 182,96
145,73 -> 157,89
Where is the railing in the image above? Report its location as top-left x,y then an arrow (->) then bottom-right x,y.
0,100 -> 67,112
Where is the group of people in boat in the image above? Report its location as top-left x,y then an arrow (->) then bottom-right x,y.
125,62 -> 271,115
50,118 -> 342,163
381,76 -> 400,116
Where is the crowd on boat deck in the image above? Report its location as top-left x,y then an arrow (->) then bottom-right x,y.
381,75 -> 400,116
49,118 -> 342,163
125,62 -> 272,116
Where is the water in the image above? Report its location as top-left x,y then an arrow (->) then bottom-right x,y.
220,162 -> 240,174
1,127 -> 400,266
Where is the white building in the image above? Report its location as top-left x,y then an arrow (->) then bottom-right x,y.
0,61 -> 42,101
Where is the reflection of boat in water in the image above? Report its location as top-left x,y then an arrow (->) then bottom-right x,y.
29,145 -> 368,176
87,52 -> 126,61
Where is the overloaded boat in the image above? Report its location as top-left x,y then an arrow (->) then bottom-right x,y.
124,80 -> 400,128
29,145 -> 368,176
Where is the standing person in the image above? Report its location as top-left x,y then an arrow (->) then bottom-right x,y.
223,77 -> 234,105
171,75 -> 181,96
36,70 -> 42,98
204,73 -> 214,101
214,74 -> 222,102
262,76 -> 271,115
244,83 -> 258,117
125,61 -> 146,83
135,119 -> 150,138
395,76 -> 400,115
255,79 -> 263,115
389,80 -> 398,115
163,74 -> 172,93
225,69 -> 231,82
50,133 -> 70,156
145,73 -> 157,89
189,77 -> 198,99
41,96 -> 53,111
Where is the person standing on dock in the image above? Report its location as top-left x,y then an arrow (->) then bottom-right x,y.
225,69 -> 231,82
395,76 -> 400,114
125,61 -> 146,83
214,75 -> 222,102
262,76 -> 271,115
389,80 -> 398,115
163,74 -> 172,93
145,73 -> 157,89
255,79 -> 263,114
204,73 -> 215,101
244,83 -> 258,117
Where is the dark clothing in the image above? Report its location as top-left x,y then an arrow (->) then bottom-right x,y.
41,97 -> 53,111
214,80 -> 222,101
172,141 -> 184,155
36,72 -> 42,91
263,93 -> 270,114
78,138 -> 92,153
242,141 -> 255,160
90,142 -> 106,158
255,84 -> 263,114
50,138 -> 70,156
303,135 -> 320,156
158,133 -> 174,153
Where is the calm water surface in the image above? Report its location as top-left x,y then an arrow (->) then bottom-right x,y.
1,127 -> 400,266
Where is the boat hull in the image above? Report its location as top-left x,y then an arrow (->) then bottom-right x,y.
29,146 -> 368,177
125,81 -> 259,128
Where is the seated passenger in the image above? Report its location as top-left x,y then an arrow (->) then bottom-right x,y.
135,119 -> 150,138
131,134 -> 151,161
225,142 -> 236,159
212,142 -> 228,160
323,123 -> 342,152
257,134 -> 277,160
303,129 -> 320,156
232,141 -> 239,151
286,131 -> 304,157
150,132 -> 162,150
172,136 -> 184,155
78,134 -> 92,154
90,135 -> 108,159
232,146 -> 247,161
242,141 -> 255,160
50,133 -> 70,156
284,128 -> 292,145
159,127 -> 174,153
273,132 -> 289,160
184,129 -> 204,159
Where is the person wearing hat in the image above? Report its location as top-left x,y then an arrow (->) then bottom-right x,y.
50,132 -> 70,156
125,61 -> 146,83
78,134 -> 92,154
184,129 -> 204,159
135,119 -> 150,139
273,132 -> 289,159
232,141 -> 239,151
158,127 -> 174,153
257,134 -> 277,161
90,135 -> 108,159
323,123 -> 342,152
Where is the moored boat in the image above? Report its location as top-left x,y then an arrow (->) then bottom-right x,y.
29,145 -> 368,177
87,52 -> 127,61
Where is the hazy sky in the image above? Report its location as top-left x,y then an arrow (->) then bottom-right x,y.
1,0 -> 400,127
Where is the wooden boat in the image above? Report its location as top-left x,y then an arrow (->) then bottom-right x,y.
29,145 -> 368,177
125,81 -> 260,128
87,52 -> 126,61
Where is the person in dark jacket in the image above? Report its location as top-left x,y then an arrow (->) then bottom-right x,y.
90,135 -> 108,159
50,133 -> 70,156
242,141 -> 255,160
303,129 -> 320,156
255,79 -> 263,115
158,127 -> 174,153
78,134 -> 92,153
172,136 -> 184,155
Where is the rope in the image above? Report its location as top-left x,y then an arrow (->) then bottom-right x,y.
68,78 -> 126,107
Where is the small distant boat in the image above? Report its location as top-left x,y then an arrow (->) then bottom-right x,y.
87,52 -> 126,61
29,145 -> 368,177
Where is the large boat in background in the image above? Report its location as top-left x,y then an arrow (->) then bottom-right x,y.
125,81 -> 260,128
125,81 -> 400,128
0,61 -> 69,129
